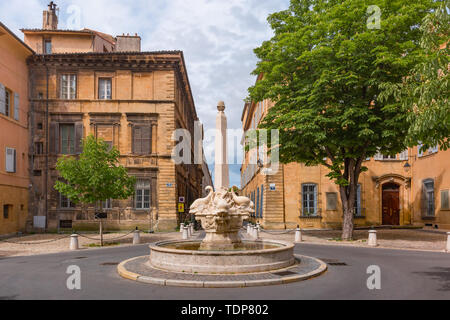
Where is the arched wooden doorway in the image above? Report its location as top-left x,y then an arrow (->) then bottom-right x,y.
382,183 -> 400,225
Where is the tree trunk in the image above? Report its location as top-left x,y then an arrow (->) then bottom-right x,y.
341,195 -> 354,240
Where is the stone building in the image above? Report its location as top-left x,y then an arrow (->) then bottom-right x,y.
0,22 -> 34,235
241,77 -> 450,230
23,3 -> 204,232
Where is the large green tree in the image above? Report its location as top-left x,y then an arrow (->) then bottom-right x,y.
381,0 -> 449,150
54,134 -> 136,217
249,0 -> 436,239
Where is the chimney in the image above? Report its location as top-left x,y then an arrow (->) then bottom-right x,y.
115,34 -> 141,52
43,1 -> 58,30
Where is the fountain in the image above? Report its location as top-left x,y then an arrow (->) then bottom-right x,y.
118,101 -> 326,286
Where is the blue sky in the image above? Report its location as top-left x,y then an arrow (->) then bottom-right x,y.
0,0 -> 290,187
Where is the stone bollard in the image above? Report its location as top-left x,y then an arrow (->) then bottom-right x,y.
70,234 -> 79,250
368,230 -> 377,247
187,224 -> 192,238
133,229 -> 141,245
182,226 -> 189,240
190,223 -> 194,235
256,222 -> 261,232
180,223 -> 185,233
295,226 -> 302,243
253,225 -> 259,240
446,232 -> 450,253
247,224 -> 251,235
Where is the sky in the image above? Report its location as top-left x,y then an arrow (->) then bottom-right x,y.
0,0 -> 290,187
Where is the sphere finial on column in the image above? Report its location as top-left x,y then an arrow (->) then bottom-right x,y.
217,101 -> 225,112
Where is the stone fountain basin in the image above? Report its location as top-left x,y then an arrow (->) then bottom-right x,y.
148,239 -> 295,274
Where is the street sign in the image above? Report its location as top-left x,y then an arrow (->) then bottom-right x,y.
179,196 -> 185,203
178,203 -> 185,213
95,212 -> 107,219
270,183 -> 276,191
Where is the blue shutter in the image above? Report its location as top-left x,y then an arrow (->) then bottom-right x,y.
0,83 -> 5,114
260,185 -> 264,218
14,93 -> 19,121
256,187 -> 260,218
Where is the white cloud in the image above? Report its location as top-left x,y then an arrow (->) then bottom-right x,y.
1,0 -> 289,187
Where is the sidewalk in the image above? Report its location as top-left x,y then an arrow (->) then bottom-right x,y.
257,228 -> 449,252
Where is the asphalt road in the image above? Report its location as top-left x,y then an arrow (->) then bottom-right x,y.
0,242 -> 449,300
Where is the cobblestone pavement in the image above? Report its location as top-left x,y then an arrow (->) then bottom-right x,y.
257,228 -> 448,251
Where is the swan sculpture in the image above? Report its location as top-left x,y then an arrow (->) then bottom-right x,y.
231,190 -> 252,208
189,186 -> 214,214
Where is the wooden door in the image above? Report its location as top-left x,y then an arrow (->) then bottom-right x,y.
382,184 -> 400,225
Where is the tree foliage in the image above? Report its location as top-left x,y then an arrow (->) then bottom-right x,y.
54,135 -> 136,207
380,0 -> 449,150
248,0 -> 436,239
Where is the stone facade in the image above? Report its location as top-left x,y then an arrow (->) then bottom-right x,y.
27,51 -> 203,232
241,79 -> 450,230
0,22 -> 33,235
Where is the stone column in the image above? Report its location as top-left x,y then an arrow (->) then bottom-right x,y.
214,101 -> 229,190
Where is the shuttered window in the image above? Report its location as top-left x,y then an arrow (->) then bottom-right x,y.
302,184 -> 317,216
422,180 -> 435,216
4,89 -> 11,117
0,83 -> 5,115
5,147 -> 16,173
132,126 -> 151,154
14,93 -> 19,121
60,124 -> 75,154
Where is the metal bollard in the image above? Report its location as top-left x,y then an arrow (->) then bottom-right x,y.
182,226 -> 188,240
133,229 -> 141,245
446,232 -> 450,253
180,223 -> 185,233
295,226 -> 302,243
368,230 -> 377,247
70,234 -> 79,250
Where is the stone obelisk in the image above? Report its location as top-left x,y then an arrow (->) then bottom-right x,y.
214,101 -> 229,190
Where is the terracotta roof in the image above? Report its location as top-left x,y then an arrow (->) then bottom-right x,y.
82,28 -> 116,45
0,21 -> 34,53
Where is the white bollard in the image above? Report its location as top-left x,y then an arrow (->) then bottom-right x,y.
446,232 -> 450,253
256,222 -> 261,232
247,224 -> 251,235
368,230 -> 377,247
187,224 -> 192,238
180,223 -> 185,233
190,223 -> 194,235
182,226 -> 188,240
253,225 -> 259,240
295,227 -> 302,243
133,230 -> 141,245
70,234 -> 79,250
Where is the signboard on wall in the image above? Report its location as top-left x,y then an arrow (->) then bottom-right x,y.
178,203 -> 185,213
269,183 -> 276,191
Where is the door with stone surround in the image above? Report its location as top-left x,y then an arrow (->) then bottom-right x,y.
382,183 -> 400,225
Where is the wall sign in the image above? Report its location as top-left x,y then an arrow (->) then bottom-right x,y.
178,203 -> 185,213
269,183 -> 276,191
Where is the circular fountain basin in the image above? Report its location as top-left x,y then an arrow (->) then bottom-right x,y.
148,239 -> 295,274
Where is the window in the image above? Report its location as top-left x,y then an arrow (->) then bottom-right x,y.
60,193 -> 75,209
302,184 -> 317,216
326,192 -> 338,211
428,145 -> 439,154
354,184 -> 362,216
5,147 -> 16,173
98,78 -> 112,100
3,205 -> 11,219
382,154 -> 396,160
422,180 -> 435,216
135,179 -> 150,209
60,74 -> 77,99
35,142 -> 44,155
256,187 -> 260,218
60,124 -> 75,154
132,126 -> 151,154
37,123 -> 43,130
102,198 -> 112,210
441,190 -> 449,210
44,39 -> 52,54
33,170 -> 42,176
399,150 -> 408,160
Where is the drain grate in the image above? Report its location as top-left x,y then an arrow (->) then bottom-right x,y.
328,262 -> 347,266
100,262 -> 119,266
271,270 -> 298,277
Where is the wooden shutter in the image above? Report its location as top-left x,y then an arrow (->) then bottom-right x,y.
421,183 -> 428,216
143,126 -> 151,154
49,122 -> 59,154
75,123 -> 84,154
14,93 -> 19,121
133,126 -> 141,154
151,177 -> 157,207
0,83 -> 5,114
